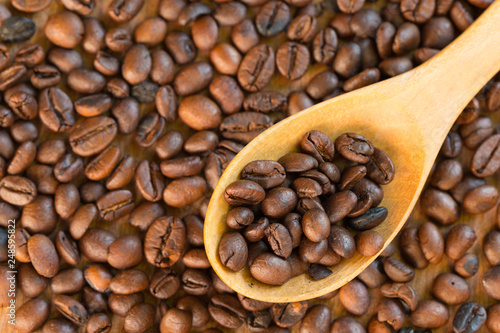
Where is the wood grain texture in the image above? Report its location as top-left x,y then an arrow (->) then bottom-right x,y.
0,0 -> 498,332
205,0 -> 500,303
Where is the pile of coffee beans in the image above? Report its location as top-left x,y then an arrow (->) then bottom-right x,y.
219,130 -> 394,285
0,0 -> 498,332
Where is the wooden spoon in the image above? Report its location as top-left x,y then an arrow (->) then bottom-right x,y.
204,1 -> 500,303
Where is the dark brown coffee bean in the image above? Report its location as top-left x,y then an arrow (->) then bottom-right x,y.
173,61 -> 212,97
460,116 -> 494,149
339,279 -> 369,316
45,11 -> 84,48
160,308 -> 192,333
355,230 -> 383,256
454,253 -> 479,278
441,131 -> 463,158
432,273 -> 470,305
122,44 -> 151,85
298,305 -> 331,333
14,228 -> 31,263
451,175 -> 485,204
287,15 -> 317,43
446,224 -> 477,260
177,2 -> 211,26
41,318 -> 76,333
261,186 -> 298,218
183,215 -> 203,247
250,252 -> 292,285
18,263 -> 48,298
331,317 -> 365,333
383,257 -> 414,282
392,22 -> 420,55
75,94 -> 112,118
0,175 -> 36,206
128,202 -> 164,232
178,95 -> 222,131
335,133 -> 374,163
414,47 -> 440,64
328,224 -> 356,259
30,65 -> 60,89
270,302 -> 308,328
255,1 -> 290,37
333,42 -> 361,78
463,185 -> 498,214
410,300 -> 449,329
244,217 -> 270,243
69,116 -> 117,157
20,195 -> 56,235
219,231 -> 248,271
220,112 -> 272,144
210,43 -> 242,76
134,161 -> 164,202
123,304 -> 155,333
237,44 -> 275,92
79,228 -> 116,262
347,205 -> 388,231
106,235 -> 142,270
51,268 -> 85,294
84,313 -> 109,333
483,230 -> 500,266
376,21 -> 396,59
54,230 -> 80,267
144,216 -> 186,268
131,17 -> 167,47
53,294 -> 89,325
53,183 -> 79,221
0,64 -> 27,91
81,18 -> 104,54
108,292 -> 143,316
226,207 -> 254,230
96,189 -> 134,221
190,16 -> 217,52
357,258 -> 387,288
131,79 -> 158,104
431,159 -> 463,191
16,297 -> 50,333
165,31 -> 196,65
84,146 -> 120,182
422,16 -> 455,49
471,133 -> 500,177
105,154 -> 135,190
134,112 -> 165,147
379,57 -> 413,77
483,266 -> 500,300
47,48 -> 83,74
107,0 -> 143,22
160,156 -> 204,179
459,97 -> 480,125
421,187 -> 460,225
209,76 -> 243,115
27,234 -> 59,278
487,304 -> 500,333
243,91 -> 286,115
109,98 -> 138,134
401,0 -> 435,23
0,105 -> 14,128
453,302 -> 487,333
181,268 -> 211,296
0,16 -> 35,43
109,269 -> 149,295
105,28 -> 132,53
163,176 -> 206,207
148,268 -> 179,300
6,91 -> 37,121
380,282 -> 418,311
231,19 -> 259,53
93,52 -> 119,76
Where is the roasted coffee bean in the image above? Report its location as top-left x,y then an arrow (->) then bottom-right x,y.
81,18 -> 104,54
107,0 -> 144,22
0,16 -> 35,43
312,27 -> 338,65
53,294 -> 89,325
0,106 -> 14,128
231,19 -> 259,54
109,269 -> 149,295
383,257 -> 414,282
160,308 -> 192,333
13,44 -> 42,69
460,116 -> 494,149
108,292 -> 144,316
31,65 -> 60,89
287,14 -> 317,43
96,189 -> 135,222
483,230 -> 500,266
130,79 -> 158,103
214,2 -> 246,26
165,31 -> 196,65
86,313 -> 111,333
173,61 -> 212,97
133,17 -> 167,47
27,234 -> 59,278
355,230 -> 384,256
53,183 -> 79,220
446,224 -> 477,260
178,95 -> 222,131
462,185 -> 498,214
244,217 -> 270,242
107,235 -> 143,270
457,98 -> 480,125
250,252 -> 292,285
75,94 -> 112,118
135,112 -> 165,147
209,76 -> 244,115
104,154 -> 135,190
331,317 -> 366,333
380,282 -> 418,311
219,231 -> 248,271
178,2 -> 211,26
14,228 -> 31,263
15,297 -> 50,333
421,187 -> 460,225
399,226 -> 429,269
432,273 -> 470,305
325,189 -> 358,222
410,300 -> 449,329
471,133 -> 500,177
256,1 -> 290,37
160,156 -> 204,179
181,268 -> 211,295
84,146 -> 120,182
225,179 -> 265,206
339,279 -> 370,316
0,175 -> 37,206
7,91 -> 37,120
261,187 -> 298,218
441,132 -> 463,159
483,266 -> 500,300
243,91 -> 287,114
486,304 -> 500,333
20,195 -> 57,234
454,253 -> 479,278
0,64 -> 27,91
209,293 -> 247,329
220,112 -> 272,144
302,209 -> 330,242
357,259 -> 387,288
144,216 -> 186,268
45,11 -> 84,49
127,202 -> 164,233
238,44 -> 275,92
163,176 -> 206,207
41,318 -> 77,333
210,43 -> 242,76
55,231 -> 80,266
122,44 -> 151,85
149,268 -> 180,300
135,161 -> 164,202
328,224 -> 356,259
226,207 -> 254,230
18,263 -> 48,298
79,228 -> 116,263
400,0 -> 435,24
298,305 -> 331,333
191,15 -> 218,52
299,237 -> 328,263
182,248 -> 210,269
105,28 -> 132,53
337,0 -> 365,13
453,302 -> 487,333
47,48 -> 83,74
51,268 -> 85,294
416,221 -> 443,264
123,303 -> 155,333
333,42 -> 362,78
94,52 -> 119,76
287,90 -> 314,116
270,302 -> 308,328
430,159 -> 463,191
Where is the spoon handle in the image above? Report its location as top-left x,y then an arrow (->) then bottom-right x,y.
396,0 -> 500,147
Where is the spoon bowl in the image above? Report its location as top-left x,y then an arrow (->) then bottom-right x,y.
204,0 -> 500,303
